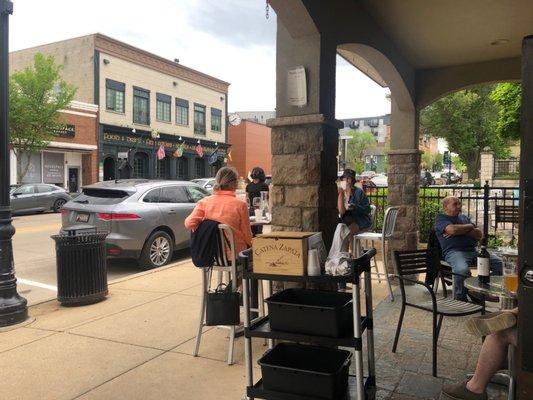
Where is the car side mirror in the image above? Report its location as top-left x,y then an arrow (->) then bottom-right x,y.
205,184 -> 212,189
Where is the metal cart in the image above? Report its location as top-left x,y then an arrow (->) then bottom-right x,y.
240,248 -> 377,400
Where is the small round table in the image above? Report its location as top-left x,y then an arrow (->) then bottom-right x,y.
464,276 -> 517,400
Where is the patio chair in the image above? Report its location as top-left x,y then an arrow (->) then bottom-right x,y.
392,249 -> 484,377
353,206 -> 399,301
194,224 -> 264,365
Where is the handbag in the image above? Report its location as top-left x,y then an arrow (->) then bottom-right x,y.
206,281 -> 240,326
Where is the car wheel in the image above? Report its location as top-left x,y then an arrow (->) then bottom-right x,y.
53,199 -> 66,213
139,231 -> 174,270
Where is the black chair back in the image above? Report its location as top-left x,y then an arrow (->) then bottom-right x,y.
393,249 -> 431,298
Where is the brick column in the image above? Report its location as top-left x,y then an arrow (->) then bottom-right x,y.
268,114 -> 341,249
479,149 -> 494,185
387,149 -> 421,256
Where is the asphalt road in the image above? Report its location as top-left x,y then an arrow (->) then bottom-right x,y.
11,212 -> 191,306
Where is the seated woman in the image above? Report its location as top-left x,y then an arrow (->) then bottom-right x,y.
185,167 -> 252,255
337,169 -> 372,247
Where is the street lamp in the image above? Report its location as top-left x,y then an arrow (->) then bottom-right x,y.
0,0 -> 28,327
151,129 -> 159,179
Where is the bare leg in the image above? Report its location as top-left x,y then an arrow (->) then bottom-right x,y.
466,328 -> 517,394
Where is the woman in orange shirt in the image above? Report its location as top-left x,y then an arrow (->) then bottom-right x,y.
184,167 -> 252,254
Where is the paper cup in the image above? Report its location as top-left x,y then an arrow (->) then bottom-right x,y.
254,209 -> 263,221
307,249 -> 321,276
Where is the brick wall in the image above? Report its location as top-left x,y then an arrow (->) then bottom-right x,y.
228,120 -> 272,179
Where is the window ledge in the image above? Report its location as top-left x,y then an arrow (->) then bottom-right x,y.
106,109 -> 126,115
156,119 -> 172,124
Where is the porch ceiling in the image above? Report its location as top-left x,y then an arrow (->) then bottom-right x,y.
360,0 -> 533,69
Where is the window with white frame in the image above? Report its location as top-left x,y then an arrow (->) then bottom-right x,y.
133,87 -> 150,125
176,98 -> 189,126
156,93 -> 171,122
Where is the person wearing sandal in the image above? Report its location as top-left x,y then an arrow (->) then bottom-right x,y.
441,309 -> 517,400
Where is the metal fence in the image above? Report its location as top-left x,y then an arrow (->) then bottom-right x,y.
494,159 -> 520,178
364,183 -> 520,244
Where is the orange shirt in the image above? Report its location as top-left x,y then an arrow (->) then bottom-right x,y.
184,190 -> 253,254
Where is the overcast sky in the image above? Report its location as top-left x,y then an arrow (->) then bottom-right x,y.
9,0 -> 390,118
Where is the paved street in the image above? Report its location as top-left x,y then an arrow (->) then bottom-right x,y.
12,212 -> 191,306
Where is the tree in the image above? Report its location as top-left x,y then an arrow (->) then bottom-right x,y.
345,130 -> 376,173
490,82 -> 521,141
9,53 -> 77,183
420,85 -> 510,179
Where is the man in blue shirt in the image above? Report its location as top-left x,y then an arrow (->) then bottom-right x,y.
435,196 -> 502,301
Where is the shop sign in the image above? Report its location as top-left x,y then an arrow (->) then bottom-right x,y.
103,132 -> 225,156
43,152 -> 65,184
54,124 -> 75,138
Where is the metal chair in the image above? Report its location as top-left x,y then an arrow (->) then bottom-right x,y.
392,249 -> 484,377
353,206 -> 399,301
194,224 -> 264,365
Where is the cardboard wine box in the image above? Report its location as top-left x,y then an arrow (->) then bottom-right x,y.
252,232 -> 325,276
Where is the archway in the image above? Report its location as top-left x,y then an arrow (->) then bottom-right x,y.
103,156 -> 116,181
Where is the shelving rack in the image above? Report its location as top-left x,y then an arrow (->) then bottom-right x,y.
240,248 -> 377,400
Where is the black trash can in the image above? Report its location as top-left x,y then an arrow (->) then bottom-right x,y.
51,225 -> 109,306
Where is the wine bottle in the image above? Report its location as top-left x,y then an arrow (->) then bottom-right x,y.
477,245 -> 490,285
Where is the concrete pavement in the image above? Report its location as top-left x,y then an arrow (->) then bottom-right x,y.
0,257 -> 393,400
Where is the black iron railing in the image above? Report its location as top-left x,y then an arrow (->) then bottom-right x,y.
364,183 -> 520,244
494,159 -> 520,178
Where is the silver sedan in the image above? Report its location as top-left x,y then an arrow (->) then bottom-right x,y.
10,184 -> 72,215
61,179 -> 209,270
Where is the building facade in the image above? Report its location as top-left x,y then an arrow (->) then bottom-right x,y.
10,33 -> 230,185
227,118 -> 272,180
8,101 -> 98,190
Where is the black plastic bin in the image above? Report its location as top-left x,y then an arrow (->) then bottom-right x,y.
51,225 -> 108,306
265,289 -> 353,337
258,343 -> 352,399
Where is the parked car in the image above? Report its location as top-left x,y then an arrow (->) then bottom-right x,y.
61,179 -> 210,269
435,171 -> 462,185
10,184 -> 71,215
191,178 -> 216,193
370,173 -> 388,187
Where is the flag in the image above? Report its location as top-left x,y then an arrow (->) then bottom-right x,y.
195,143 -> 204,157
227,149 -> 232,162
208,148 -> 219,165
156,144 -> 166,160
173,143 -> 184,158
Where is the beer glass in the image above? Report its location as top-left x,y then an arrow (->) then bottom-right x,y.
503,259 -> 518,294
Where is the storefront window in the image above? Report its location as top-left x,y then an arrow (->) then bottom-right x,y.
176,158 -> 189,179
156,157 -> 169,179
133,152 -> 149,178
195,158 -> 205,178
18,151 -> 42,183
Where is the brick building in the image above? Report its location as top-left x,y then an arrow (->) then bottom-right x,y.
8,101 -> 98,190
10,33 -> 230,184
227,118 -> 272,180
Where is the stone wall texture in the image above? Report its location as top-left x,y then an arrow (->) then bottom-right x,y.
270,121 -> 339,248
387,151 -> 421,264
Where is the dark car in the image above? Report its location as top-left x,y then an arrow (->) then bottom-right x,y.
10,184 -> 72,215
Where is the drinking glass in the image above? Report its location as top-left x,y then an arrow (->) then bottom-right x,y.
503,259 -> 518,294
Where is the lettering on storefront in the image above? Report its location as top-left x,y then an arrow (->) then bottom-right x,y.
53,124 -> 75,138
103,132 -> 225,155
43,152 -> 65,184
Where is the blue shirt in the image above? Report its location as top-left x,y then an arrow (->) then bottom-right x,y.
435,213 -> 477,256
346,186 -> 372,229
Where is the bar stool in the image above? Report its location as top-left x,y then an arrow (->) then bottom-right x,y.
353,206 -> 399,301
194,224 -> 264,365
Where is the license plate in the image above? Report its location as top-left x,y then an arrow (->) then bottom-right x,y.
76,213 -> 90,223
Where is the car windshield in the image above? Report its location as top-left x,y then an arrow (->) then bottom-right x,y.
9,185 -> 19,194
74,188 -> 132,205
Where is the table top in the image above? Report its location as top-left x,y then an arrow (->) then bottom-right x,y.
464,276 -> 516,299
249,216 -> 271,226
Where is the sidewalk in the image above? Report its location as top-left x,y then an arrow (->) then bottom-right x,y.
0,259 -> 507,400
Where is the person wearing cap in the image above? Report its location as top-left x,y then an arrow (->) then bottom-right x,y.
338,169 -> 372,239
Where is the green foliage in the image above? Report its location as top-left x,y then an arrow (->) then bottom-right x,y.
490,83 -> 521,141
421,151 -> 443,171
346,130 -> 376,173
9,53 -> 77,182
487,234 -> 504,248
451,155 -> 466,173
420,85 -> 510,179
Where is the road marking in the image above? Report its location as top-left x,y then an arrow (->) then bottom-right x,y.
18,278 -> 57,291
15,223 -> 61,235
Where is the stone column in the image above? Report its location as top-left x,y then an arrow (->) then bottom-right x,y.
387,100 -> 420,258
479,149 -> 494,185
268,114 -> 341,248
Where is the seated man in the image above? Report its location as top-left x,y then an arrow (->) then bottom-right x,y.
435,196 -> 502,301
442,310 -> 517,400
